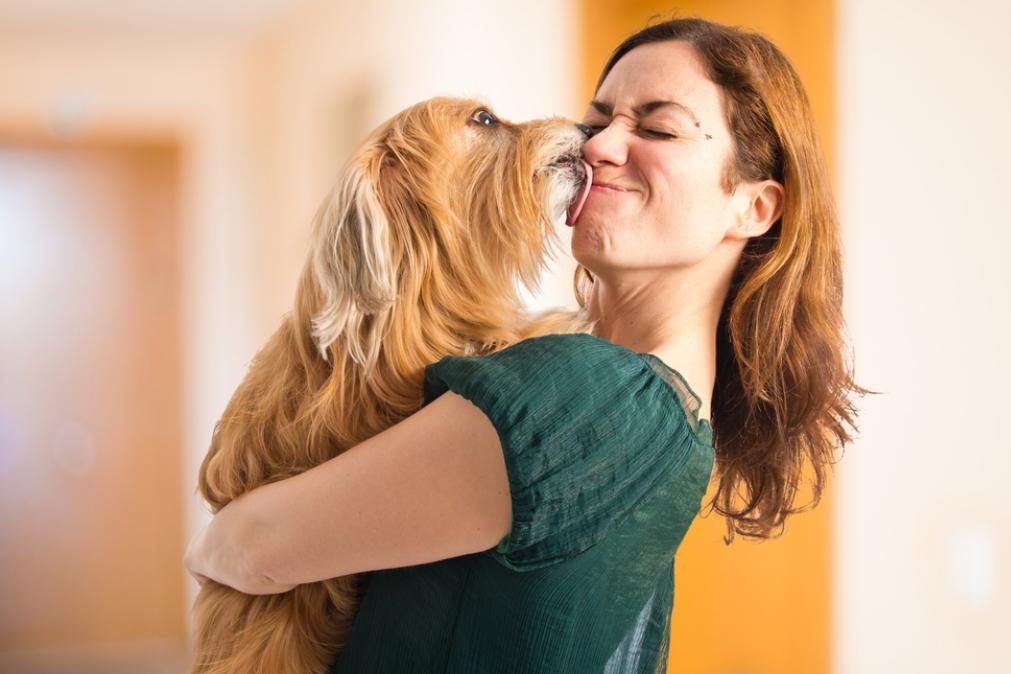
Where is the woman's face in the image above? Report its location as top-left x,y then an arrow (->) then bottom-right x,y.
573,40 -> 745,275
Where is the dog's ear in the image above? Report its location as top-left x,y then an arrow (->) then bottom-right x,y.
309,153 -> 397,369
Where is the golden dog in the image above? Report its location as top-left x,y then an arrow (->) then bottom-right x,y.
190,97 -> 592,674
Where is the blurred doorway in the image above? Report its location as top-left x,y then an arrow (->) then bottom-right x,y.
0,140 -> 186,674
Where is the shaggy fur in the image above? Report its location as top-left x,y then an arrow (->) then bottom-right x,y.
190,97 -> 590,674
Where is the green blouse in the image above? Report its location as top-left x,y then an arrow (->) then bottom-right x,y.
330,333 -> 715,674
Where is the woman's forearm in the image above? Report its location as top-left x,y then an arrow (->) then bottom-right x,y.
185,391 -> 511,589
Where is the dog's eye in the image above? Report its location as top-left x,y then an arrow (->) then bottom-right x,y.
470,109 -> 499,127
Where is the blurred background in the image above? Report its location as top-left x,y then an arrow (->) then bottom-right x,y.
0,0 -> 1007,673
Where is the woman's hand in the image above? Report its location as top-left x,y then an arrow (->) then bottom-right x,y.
183,499 -> 298,596
183,520 -> 215,588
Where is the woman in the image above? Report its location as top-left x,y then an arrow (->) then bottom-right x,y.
185,17 -> 862,673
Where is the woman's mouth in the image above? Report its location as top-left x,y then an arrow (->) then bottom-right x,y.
590,181 -> 631,193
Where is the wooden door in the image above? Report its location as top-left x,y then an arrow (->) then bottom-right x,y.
0,140 -> 186,673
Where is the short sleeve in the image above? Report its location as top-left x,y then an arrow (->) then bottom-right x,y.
422,334 -> 699,572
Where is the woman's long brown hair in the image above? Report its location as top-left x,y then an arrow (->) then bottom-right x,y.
575,18 -> 872,542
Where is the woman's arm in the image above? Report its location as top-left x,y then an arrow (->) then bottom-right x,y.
184,391 -> 513,594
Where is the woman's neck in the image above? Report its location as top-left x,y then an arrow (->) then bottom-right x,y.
586,268 -> 727,420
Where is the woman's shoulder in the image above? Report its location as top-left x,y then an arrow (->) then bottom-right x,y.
424,332 -> 714,445
424,333 -> 639,402
487,332 -> 638,366
495,333 -> 715,447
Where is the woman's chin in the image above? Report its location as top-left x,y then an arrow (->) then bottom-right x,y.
570,227 -> 608,265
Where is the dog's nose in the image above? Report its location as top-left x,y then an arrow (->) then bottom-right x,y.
576,123 -> 593,139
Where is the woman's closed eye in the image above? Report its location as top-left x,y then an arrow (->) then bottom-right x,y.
583,123 -> 679,140
640,128 -> 678,139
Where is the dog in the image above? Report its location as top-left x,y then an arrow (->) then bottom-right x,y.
189,97 -> 593,674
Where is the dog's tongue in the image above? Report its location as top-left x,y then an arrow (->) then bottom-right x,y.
566,161 -> 593,227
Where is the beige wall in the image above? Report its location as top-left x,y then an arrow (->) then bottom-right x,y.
835,0 -> 1011,672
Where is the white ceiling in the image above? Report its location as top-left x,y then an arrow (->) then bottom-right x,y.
0,0 -> 302,35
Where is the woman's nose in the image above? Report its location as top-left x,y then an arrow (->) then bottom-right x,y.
582,122 -> 628,167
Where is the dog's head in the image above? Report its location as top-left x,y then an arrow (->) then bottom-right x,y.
304,97 -> 589,369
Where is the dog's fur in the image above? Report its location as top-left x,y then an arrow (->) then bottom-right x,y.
190,97 -> 590,674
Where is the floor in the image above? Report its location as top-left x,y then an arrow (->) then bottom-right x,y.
0,639 -> 188,674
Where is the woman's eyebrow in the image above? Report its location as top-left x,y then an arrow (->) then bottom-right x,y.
589,99 -> 701,125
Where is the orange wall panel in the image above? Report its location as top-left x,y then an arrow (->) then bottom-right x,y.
578,2 -> 836,673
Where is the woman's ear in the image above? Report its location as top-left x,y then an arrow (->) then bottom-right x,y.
729,179 -> 785,240
308,151 -> 397,367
